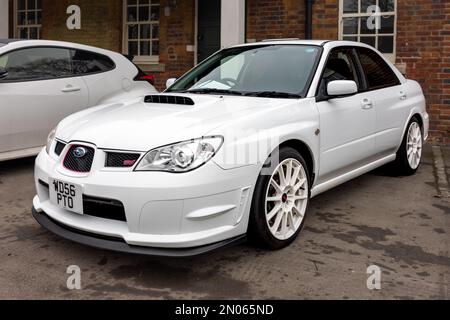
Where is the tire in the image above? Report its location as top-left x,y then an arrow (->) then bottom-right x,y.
391,116 -> 423,176
248,147 -> 310,250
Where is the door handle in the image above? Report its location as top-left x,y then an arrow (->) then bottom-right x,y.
399,91 -> 407,100
361,98 -> 373,110
62,85 -> 81,93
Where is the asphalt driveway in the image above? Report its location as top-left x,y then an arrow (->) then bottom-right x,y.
0,146 -> 448,299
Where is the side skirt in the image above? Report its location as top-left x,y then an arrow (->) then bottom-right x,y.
310,154 -> 396,198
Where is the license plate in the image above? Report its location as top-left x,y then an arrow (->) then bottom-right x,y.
49,179 -> 83,214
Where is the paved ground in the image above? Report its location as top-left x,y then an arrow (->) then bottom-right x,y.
0,146 -> 448,300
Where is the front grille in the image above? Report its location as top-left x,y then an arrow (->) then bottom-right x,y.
106,152 -> 141,168
54,141 -> 66,156
83,195 -> 127,222
144,95 -> 195,106
63,145 -> 95,173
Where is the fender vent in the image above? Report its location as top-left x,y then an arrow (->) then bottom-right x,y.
144,95 -> 195,106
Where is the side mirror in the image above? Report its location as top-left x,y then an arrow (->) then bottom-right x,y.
327,80 -> 357,97
166,78 -> 177,89
0,67 -> 7,79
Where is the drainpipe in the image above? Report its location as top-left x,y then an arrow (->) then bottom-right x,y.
305,0 -> 314,40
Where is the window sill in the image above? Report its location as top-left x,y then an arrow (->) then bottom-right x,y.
134,62 -> 166,73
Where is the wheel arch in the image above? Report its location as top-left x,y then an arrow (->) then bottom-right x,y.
278,139 -> 316,186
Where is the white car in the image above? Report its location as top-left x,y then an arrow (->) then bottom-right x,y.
0,39 -> 157,161
32,40 -> 428,256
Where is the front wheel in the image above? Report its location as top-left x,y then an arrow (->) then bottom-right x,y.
392,116 -> 423,175
248,147 -> 310,250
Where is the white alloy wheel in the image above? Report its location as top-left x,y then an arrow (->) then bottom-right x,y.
265,158 -> 309,241
406,122 -> 423,170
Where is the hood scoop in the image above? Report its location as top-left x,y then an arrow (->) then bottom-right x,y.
144,95 -> 195,106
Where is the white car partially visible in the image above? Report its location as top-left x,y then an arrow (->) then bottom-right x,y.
0,39 -> 157,161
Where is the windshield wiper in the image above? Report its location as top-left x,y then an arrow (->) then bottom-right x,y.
184,88 -> 244,96
244,91 -> 302,99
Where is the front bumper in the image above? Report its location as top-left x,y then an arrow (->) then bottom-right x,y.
32,208 -> 247,257
33,148 -> 259,253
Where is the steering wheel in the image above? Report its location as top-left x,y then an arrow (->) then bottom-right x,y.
218,78 -> 240,88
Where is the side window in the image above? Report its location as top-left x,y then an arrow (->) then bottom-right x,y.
357,48 -> 400,90
0,47 -> 72,81
71,50 -> 115,75
319,48 -> 360,96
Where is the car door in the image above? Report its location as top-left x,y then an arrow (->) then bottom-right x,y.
0,46 -> 88,152
315,47 -> 376,184
356,47 -> 406,156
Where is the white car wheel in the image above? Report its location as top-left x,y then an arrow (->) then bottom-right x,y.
249,147 -> 310,249
406,122 -> 423,170
265,158 -> 308,241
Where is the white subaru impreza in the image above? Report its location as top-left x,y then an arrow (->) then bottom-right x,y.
33,40 -> 429,256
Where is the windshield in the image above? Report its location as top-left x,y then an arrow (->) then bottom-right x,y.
167,44 -> 321,98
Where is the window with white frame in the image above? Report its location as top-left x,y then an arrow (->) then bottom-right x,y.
14,0 -> 42,39
339,0 -> 396,60
123,0 -> 160,62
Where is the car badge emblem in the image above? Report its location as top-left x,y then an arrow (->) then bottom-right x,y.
73,147 -> 87,158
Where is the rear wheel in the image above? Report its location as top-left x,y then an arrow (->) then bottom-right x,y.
249,147 -> 310,250
392,116 -> 423,175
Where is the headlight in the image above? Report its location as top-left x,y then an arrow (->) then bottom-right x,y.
45,128 -> 56,154
135,136 -> 224,172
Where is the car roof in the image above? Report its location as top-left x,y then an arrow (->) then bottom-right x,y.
233,39 -> 329,48
0,39 -> 120,57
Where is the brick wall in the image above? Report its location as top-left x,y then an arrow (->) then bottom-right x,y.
396,0 -> 449,144
151,0 -> 196,90
246,0 -> 305,41
311,0 -> 338,40
41,0 -> 122,52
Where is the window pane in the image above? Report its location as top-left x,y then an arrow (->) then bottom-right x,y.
18,12 -> 26,25
343,17 -> 358,35
140,41 -> 150,55
37,11 -> 42,24
1,47 -> 72,81
361,16 -> 376,34
28,11 -> 36,24
138,6 -> 149,21
36,0 -> 42,9
151,25 -> 159,39
379,0 -> 395,12
140,24 -> 151,39
361,0 -> 376,13
360,36 -> 375,47
343,36 -> 358,41
19,27 -> 28,39
357,47 -> 399,89
151,41 -> 159,55
378,36 -> 394,53
380,15 -> 394,34
72,50 -> 115,75
128,25 -> 138,39
139,0 -> 150,4
27,0 -> 35,10
18,0 -> 26,10
128,42 -> 138,56
150,6 -> 160,21
29,27 -> 38,39
343,0 -> 358,13
127,7 -> 137,22
127,0 -> 137,5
